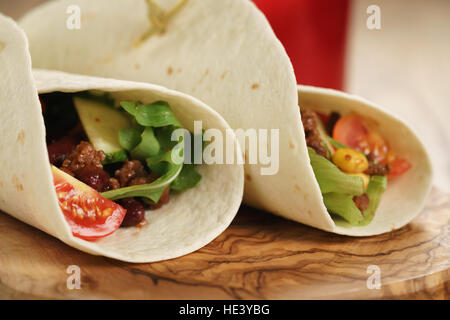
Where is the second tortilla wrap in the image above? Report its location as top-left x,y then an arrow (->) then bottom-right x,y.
0,14 -> 244,262
19,0 -> 433,235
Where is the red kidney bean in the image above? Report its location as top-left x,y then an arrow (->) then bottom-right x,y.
76,165 -> 111,192
120,198 -> 146,227
47,137 -> 77,166
149,187 -> 170,210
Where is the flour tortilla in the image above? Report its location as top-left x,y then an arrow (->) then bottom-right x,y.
0,14 -> 244,262
20,0 -> 432,235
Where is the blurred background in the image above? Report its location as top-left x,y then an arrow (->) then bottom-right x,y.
1,0 -> 449,192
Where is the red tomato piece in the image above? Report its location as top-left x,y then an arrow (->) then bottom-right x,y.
387,158 -> 412,179
52,166 -> 126,240
333,114 -> 412,178
332,114 -> 389,162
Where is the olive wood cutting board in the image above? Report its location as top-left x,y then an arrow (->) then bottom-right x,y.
0,187 -> 448,300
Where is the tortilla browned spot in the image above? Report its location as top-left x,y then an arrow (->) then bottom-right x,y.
16,130 -> 25,145
295,184 -> 301,192
0,41 -> 5,52
251,83 -> 259,90
12,175 -> 24,191
198,69 -> 210,84
289,141 -> 295,149
95,55 -> 113,64
245,174 -> 252,182
167,66 -> 173,75
220,71 -> 228,79
81,12 -> 96,23
135,63 -> 140,70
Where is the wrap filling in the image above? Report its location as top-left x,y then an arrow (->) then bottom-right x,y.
41,92 -> 202,240
301,108 -> 412,226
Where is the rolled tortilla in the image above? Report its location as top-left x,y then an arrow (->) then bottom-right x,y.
298,85 -> 432,235
19,0 -> 433,235
0,14 -> 244,262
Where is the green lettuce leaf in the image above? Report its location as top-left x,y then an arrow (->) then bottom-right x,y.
102,150 -> 129,165
101,150 -> 183,203
97,99 -> 202,203
358,175 -> 387,226
121,101 -> 182,128
118,127 -> 142,151
171,164 -> 202,191
323,193 -> 365,225
308,147 -> 364,195
130,127 -> 160,160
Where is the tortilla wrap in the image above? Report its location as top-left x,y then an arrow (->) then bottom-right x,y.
0,14 -> 244,262
298,85 -> 432,235
19,0 -> 433,235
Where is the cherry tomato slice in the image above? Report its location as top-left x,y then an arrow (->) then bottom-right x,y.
332,114 -> 389,162
52,166 -> 126,240
387,158 -> 412,179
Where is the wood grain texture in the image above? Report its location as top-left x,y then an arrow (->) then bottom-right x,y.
0,187 -> 448,300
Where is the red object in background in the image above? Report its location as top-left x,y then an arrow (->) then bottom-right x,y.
253,0 -> 350,90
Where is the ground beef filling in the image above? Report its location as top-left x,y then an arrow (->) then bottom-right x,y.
51,140 -> 168,226
114,160 -> 158,188
300,109 -> 328,158
353,194 -> 370,213
365,162 -> 391,176
59,141 -> 117,192
62,141 -> 105,172
42,92 -> 170,227
364,153 -> 392,176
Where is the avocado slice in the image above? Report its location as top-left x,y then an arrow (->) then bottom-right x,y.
74,96 -> 131,154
